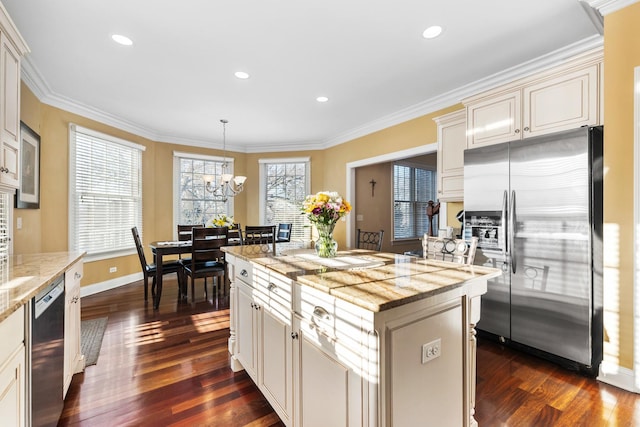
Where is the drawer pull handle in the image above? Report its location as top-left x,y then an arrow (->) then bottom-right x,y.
268,283 -> 277,292
240,269 -> 249,277
291,332 -> 298,340
312,306 -> 331,322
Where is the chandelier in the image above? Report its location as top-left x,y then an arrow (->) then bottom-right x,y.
203,119 -> 246,201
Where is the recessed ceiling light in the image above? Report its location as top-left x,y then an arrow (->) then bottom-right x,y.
422,26 -> 443,39
316,96 -> 329,103
111,34 -> 133,46
235,71 -> 250,79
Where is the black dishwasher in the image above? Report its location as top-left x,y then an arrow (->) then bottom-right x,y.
31,275 -> 65,427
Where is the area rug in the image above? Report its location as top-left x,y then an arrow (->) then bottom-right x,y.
81,317 -> 108,366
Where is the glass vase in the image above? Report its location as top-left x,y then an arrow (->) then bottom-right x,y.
314,222 -> 338,258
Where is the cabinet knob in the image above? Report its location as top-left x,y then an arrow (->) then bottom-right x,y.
268,283 -> 277,293
291,332 -> 299,340
514,129 -> 520,134
250,302 -> 255,309
75,272 -> 82,279
240,269 -> 249,277
523,126 -> 530,132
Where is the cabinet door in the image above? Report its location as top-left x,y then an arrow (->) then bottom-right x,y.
523,64 -> 599,137
236,281 -> 258,380
0,33 -> 20,188
436,110 -> 466,201
259,305 -> 293,426
293,316 -> 362,427
0,346 -> 26,427
466,89 -> 522,148
64,261 -> 84,397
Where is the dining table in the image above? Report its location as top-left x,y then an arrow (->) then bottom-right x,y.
148,235 -> 244,310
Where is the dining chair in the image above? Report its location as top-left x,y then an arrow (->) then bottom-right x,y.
227,223 -> 244,245
422,234 -> 478,265
180,227 -> 228,304
177,224 -> 193,241
356,229 -> 384,251
131,226 -> 183,302
276,223 -> 292,243
244,225 -> 276,244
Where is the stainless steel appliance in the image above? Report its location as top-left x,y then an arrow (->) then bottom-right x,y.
464,126 -> 603,375
31,275 -> 65,427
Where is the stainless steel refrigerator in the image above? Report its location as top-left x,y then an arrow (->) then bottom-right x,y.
463,126 -> 603,375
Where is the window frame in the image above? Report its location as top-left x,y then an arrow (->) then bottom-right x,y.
259,157 -> 311,242
173,151 -> 234,237
392,160 -> 437,242
68,124 -> 146,262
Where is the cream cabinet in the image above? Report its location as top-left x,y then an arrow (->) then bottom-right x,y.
465,49 -> 601,149
0,306 -> 26,427
0,7 -> 28,189
435,110 -> 466,201
233,259 -> 294,426
64,260 -> 84,397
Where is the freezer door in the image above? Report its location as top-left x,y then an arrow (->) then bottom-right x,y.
464,143 -> 510,338
509,127 -> 593,365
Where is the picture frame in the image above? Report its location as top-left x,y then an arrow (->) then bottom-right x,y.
15,121 -> 40,209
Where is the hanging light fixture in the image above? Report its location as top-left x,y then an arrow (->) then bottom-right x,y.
203,119 -> 246,201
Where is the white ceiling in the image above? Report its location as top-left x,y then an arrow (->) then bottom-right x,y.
2,0 -> 603,152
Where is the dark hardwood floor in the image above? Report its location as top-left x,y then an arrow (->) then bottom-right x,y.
60,276 -> 640,426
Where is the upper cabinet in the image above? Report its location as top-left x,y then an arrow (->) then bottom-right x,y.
0,3 -> 29,189
434,109 -> 466,202
464,48 -> 602,149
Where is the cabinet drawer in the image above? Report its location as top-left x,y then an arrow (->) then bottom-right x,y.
235,258 -> 253,285
256,269 -> 292,308
0,305 -> 24,364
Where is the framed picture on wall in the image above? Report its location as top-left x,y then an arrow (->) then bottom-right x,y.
15,122 -> 40,209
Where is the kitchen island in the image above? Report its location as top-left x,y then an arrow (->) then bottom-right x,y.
223,245 -> 501,427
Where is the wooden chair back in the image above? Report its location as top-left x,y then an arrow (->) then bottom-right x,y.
227,223 -> 243,245
422,235 -> 478,265
244,225 -> 276,245
356,229 -> 384,251
177,224 -> 193,241
191,227 -> 228,264
276,223 -> 292,242
131,226 -> 149,269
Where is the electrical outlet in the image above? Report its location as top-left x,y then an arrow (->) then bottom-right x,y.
109,267 -> 117,273
421,338 -> 441,364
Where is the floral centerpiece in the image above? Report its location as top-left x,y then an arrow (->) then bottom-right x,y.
205,214 -> 234,228
301,191 -> 351,258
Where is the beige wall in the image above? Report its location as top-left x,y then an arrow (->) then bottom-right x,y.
602,3 -> 640,370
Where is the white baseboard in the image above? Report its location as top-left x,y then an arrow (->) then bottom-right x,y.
80,272 -> 143,298
598,360 -> 640,393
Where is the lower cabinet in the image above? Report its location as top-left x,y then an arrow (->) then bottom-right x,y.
229,255 -> 485,427
64,260 -> 84,397
0,306 -> 26,427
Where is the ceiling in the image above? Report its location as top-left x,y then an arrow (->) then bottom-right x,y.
2,0 -> 603,152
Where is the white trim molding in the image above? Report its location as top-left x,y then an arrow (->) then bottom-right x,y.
80,272 -> 142,298
587,0 -> 640,15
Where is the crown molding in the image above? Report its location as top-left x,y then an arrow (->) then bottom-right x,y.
321,35 -> 603,149
587,0 -> 640,15
21,35 -> 603,153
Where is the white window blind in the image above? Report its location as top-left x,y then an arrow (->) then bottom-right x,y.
260,158 -> 310,242
393,163 -> 436,240
173,151 -> 232,227
69,124 -> 145,259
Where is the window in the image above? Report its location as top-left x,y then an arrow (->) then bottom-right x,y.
173,151 -> 233,226
69,124 -> 145,260
393,162 -> 436,240
260,158 -> 310,242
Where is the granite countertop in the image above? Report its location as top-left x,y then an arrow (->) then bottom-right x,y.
223,245 -> 501,312
0,252 -> 85,322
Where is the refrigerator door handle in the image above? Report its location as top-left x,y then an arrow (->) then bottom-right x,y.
502,190 -> 508,257
510,190 -> 517,274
